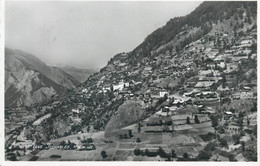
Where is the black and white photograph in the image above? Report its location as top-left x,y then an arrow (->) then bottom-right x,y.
2,0 -> 258,162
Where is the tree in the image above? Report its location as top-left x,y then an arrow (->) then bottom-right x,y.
183,152 -> 189,159
134,148 -> 141,156
219,138 -> 228,148
138,122 -> 141,133
211,116 -> 218,127
250,102 -> 257,112
186,117 -> 191,124
87,138 -> 93,143
158,147 -> 169,158
194,115 -> 200,124
241,141 -> 245,152
128,130 -> 133,138
171,149 -> 176,158
204,142 -> 216,151
136,137 -> 141,143
247,118 -> 250,126
197,150 -> 211,160
232,134 -> 241,145
237,118 -> 244,126
164,93 -> 168,101
101,151 -> 107,158
229,154 -> 236,161
221,73 -> 226,86
238,111 -> 244,118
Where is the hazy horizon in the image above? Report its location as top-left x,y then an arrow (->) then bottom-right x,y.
6,1 -> 202,69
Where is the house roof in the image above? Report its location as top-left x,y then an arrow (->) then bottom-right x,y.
195,81 -> 214,88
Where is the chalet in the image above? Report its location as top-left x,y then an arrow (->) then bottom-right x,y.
118,62 -> 126,67
240,39 -> 253,48
84,144 -> 96,151
207,48 -> 219,59
237,49 -> 252,56
232,55 -> 249,62
227,125 -> 240,133
155,110 -> 169,117
218,62 -> 226,69
82,88 -> 88,93
251,53 -> 257,59
199,70 -> 221,77
183,92 -> 193,97
102,85 -> 111,91
172,99 -> 185,107
225,111 -> 233,116
162,106 -> 170,112
217,86 -> 231,96
224,63 -> 238,74
194,81 -> 215,90
240,91 -> 254,99
194,91 -> 220,106
159,90 -> 169,98
232,93 -> 240,100
242,86 -> 251,91
72,109 -> 80,114
214,54 -> 227,62
113,82 -> 124,91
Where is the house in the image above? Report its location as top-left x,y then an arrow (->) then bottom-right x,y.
240,39 -> 253,48
217,86 -> 231,94
159,90 -> 169,98
218,62 -> 226,69
113,82 -> 124,91
194,81 -> 215,90
240,91 -> 254,99
155,110 -> 169,117
242,86 -> 251,91
207,48 -> 219,59
72,109 -> 80,114
224,63 -> 238,74
82,88 -> 88,93
199,70 -> 221,77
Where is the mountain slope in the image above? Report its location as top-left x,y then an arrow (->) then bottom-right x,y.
127,1 -> 256,63
22,1 -> 257,144
5,48 -> 80,107
58,66 -> 97,83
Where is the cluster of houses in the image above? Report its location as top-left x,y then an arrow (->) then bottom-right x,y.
64,23 -> 256,137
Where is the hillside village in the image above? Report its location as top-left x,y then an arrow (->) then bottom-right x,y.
5,1 -> 257,161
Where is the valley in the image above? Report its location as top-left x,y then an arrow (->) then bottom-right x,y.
4,1 -> 257,162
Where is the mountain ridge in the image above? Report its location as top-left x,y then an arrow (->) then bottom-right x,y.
5,48 -> 96,107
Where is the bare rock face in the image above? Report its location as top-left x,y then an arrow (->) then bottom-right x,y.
5,48 -> 80,107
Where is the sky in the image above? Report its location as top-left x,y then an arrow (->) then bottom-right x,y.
5,1 -> 202,69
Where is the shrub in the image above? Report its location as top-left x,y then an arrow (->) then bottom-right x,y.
197,150 -> 212,160
136,137 -> 141,143
101,151 -> 107,158
194,115 -> 200,123
134,148 -> 141,156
